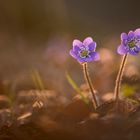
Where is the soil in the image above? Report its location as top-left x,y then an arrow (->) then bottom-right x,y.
0,90 -> 140,140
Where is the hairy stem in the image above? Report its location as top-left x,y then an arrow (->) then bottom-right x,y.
114,54 -> 128,101
83,63 -> 98,109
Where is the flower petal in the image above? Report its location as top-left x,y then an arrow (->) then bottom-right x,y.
128,31 -> 135,38
88,41 -> 97,51
121,33 -> 128,40
117,45 -> 127,55
73,45 -> 81,52
83,57 -> 93,62
135,46 -> 140,51
129,49 -> 139,56
136,42 -> 140,49
83,37 -> 93,47
134,28 -> 140,36
69,50 -> 78,59
136,46 -> 140,51
90,52 -> 100,61
73,39 -> 83,48
76,57 -> 86,63
82,52 -> 100,62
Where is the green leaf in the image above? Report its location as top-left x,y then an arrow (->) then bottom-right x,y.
66,71 -> 89,104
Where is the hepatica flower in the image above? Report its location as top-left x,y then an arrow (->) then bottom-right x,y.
115,28 -> 140,102
70,37 -> 100,63
117,28 -> 140,55
69,37 -> 99,109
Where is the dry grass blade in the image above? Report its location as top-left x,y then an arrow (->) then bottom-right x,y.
17,112 -> 32,121
31,69 -> 45,90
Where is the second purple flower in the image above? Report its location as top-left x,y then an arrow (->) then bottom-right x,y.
117,28 -> 140,55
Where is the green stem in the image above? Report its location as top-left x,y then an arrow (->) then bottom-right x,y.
114,54 -> 128,101
83,63 -> 98,109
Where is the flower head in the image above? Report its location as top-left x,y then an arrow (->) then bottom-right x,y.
117,28 -> 140,55
70,37 -> 100,63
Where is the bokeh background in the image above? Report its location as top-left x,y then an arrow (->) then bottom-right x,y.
0,0 -> 140,98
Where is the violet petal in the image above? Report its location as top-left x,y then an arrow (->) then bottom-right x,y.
76,57 -> 86,63
134,28 -> 140,36
83,37 -> 93,47
129,49 -> 139,55
117,45 -> 127,55
90,52 -> 100,61
73,45 -> 81,52
88,42 -> 97,51
69,50 -> 78,59
121,33 -> 128,40
128,31 -> 135,38
73,39 -> 83,48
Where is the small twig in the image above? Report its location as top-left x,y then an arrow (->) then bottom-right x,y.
114,54 -> 128,102
82,63 -> 98,109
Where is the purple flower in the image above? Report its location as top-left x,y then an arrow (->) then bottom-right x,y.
117,28 -> 140,55
70,37 -> 100,63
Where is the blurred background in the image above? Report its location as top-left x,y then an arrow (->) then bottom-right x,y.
0,0 -> 140,98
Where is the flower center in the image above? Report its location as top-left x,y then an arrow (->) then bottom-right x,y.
127,40 -> 136,48
79,49 -> 89,58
